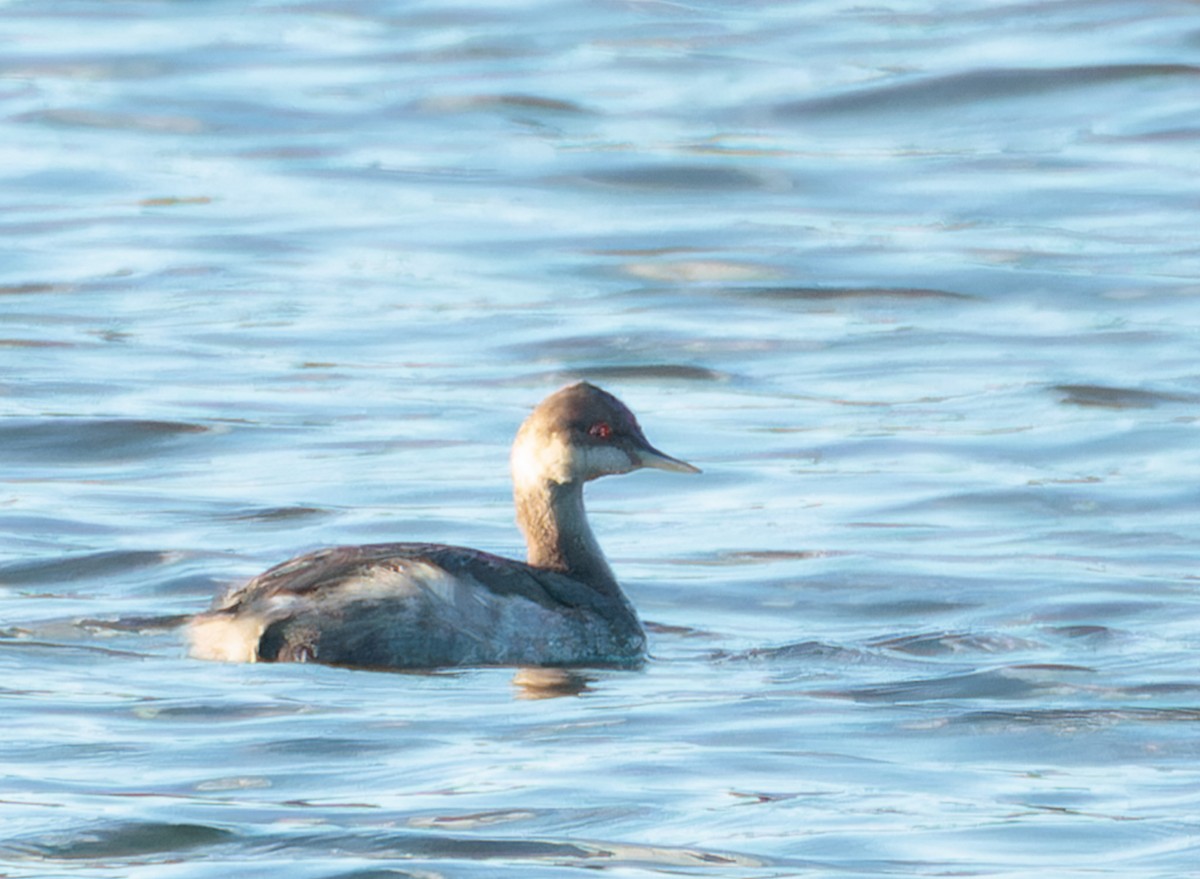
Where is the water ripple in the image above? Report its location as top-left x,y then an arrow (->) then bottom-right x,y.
1,418 -> 211,464
6,821 -> 234,861
779,64 -> 1200,119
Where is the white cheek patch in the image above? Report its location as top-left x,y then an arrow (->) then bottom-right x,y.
512,434 -> 635,485
580,444 -> 635,478
512,433 -> 576,487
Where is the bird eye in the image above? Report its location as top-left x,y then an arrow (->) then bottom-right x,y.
588,421 -> 613,440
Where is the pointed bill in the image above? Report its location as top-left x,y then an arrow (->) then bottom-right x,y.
635,443 -> 701,474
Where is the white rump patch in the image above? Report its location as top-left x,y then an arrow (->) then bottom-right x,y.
185,611 -> 266,663
185,561 -> 471,663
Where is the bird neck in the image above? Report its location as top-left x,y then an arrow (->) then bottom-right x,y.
514,478 -> 618,592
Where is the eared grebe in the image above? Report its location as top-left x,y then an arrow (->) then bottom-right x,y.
186,382 -> 699,669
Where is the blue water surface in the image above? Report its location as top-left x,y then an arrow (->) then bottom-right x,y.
2,1 -> 1200,876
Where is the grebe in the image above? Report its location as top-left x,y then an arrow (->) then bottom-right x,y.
186,382 -> 699,669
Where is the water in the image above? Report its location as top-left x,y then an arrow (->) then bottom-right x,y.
3,0 -> 1200,875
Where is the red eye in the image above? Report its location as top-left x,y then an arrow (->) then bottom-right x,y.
588,421 -> 613,440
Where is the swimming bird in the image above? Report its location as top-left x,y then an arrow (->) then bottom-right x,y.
186,382 -> 699,669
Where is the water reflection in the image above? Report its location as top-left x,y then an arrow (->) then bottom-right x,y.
511,667 -> 593,700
